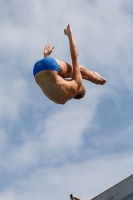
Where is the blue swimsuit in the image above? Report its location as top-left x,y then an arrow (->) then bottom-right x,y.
33,57 -> 61,77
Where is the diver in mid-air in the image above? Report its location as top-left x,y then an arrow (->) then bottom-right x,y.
33,24 -> 106,104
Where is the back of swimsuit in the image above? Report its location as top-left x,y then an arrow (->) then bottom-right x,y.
33,57 -> 60,77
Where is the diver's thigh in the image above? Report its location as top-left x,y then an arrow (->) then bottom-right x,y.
55,59 -> 73,75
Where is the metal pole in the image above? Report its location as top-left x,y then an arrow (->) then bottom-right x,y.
70,194 -> 83,200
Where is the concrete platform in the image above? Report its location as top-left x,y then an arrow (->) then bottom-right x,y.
91,174 -> 133,200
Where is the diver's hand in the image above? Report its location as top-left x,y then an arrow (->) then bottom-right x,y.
43,44 -> 54,57
64,24 -> 72,37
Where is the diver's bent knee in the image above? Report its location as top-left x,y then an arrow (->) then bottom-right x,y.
60,63 -> 73,75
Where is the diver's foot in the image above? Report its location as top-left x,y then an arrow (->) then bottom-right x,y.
92,71 -> 107,85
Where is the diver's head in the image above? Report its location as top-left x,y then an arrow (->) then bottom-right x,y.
73,84 -> 86,100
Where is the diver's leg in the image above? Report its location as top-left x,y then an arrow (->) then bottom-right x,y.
79,65 -> 107,85
56,59 -> 106,85
55,59 -> 73,75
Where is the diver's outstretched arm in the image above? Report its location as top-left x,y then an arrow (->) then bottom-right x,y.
64,24 -> 82,90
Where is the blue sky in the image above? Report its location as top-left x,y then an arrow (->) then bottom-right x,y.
0,0 -> 133,200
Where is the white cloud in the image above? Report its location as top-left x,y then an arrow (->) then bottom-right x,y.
0,129 -> 7,152
0,78 -> 28,120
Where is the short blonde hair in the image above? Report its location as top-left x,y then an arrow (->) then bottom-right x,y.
73,85 -> 86,100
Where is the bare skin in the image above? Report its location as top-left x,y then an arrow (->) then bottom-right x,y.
35,24 -> 107,104
35,24 -> 82,104
42,44 -> 106,85
42,45 -> 106,85
56,59 -> 106,85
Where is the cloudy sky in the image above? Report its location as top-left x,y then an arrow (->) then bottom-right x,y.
0,0 -> 133,200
